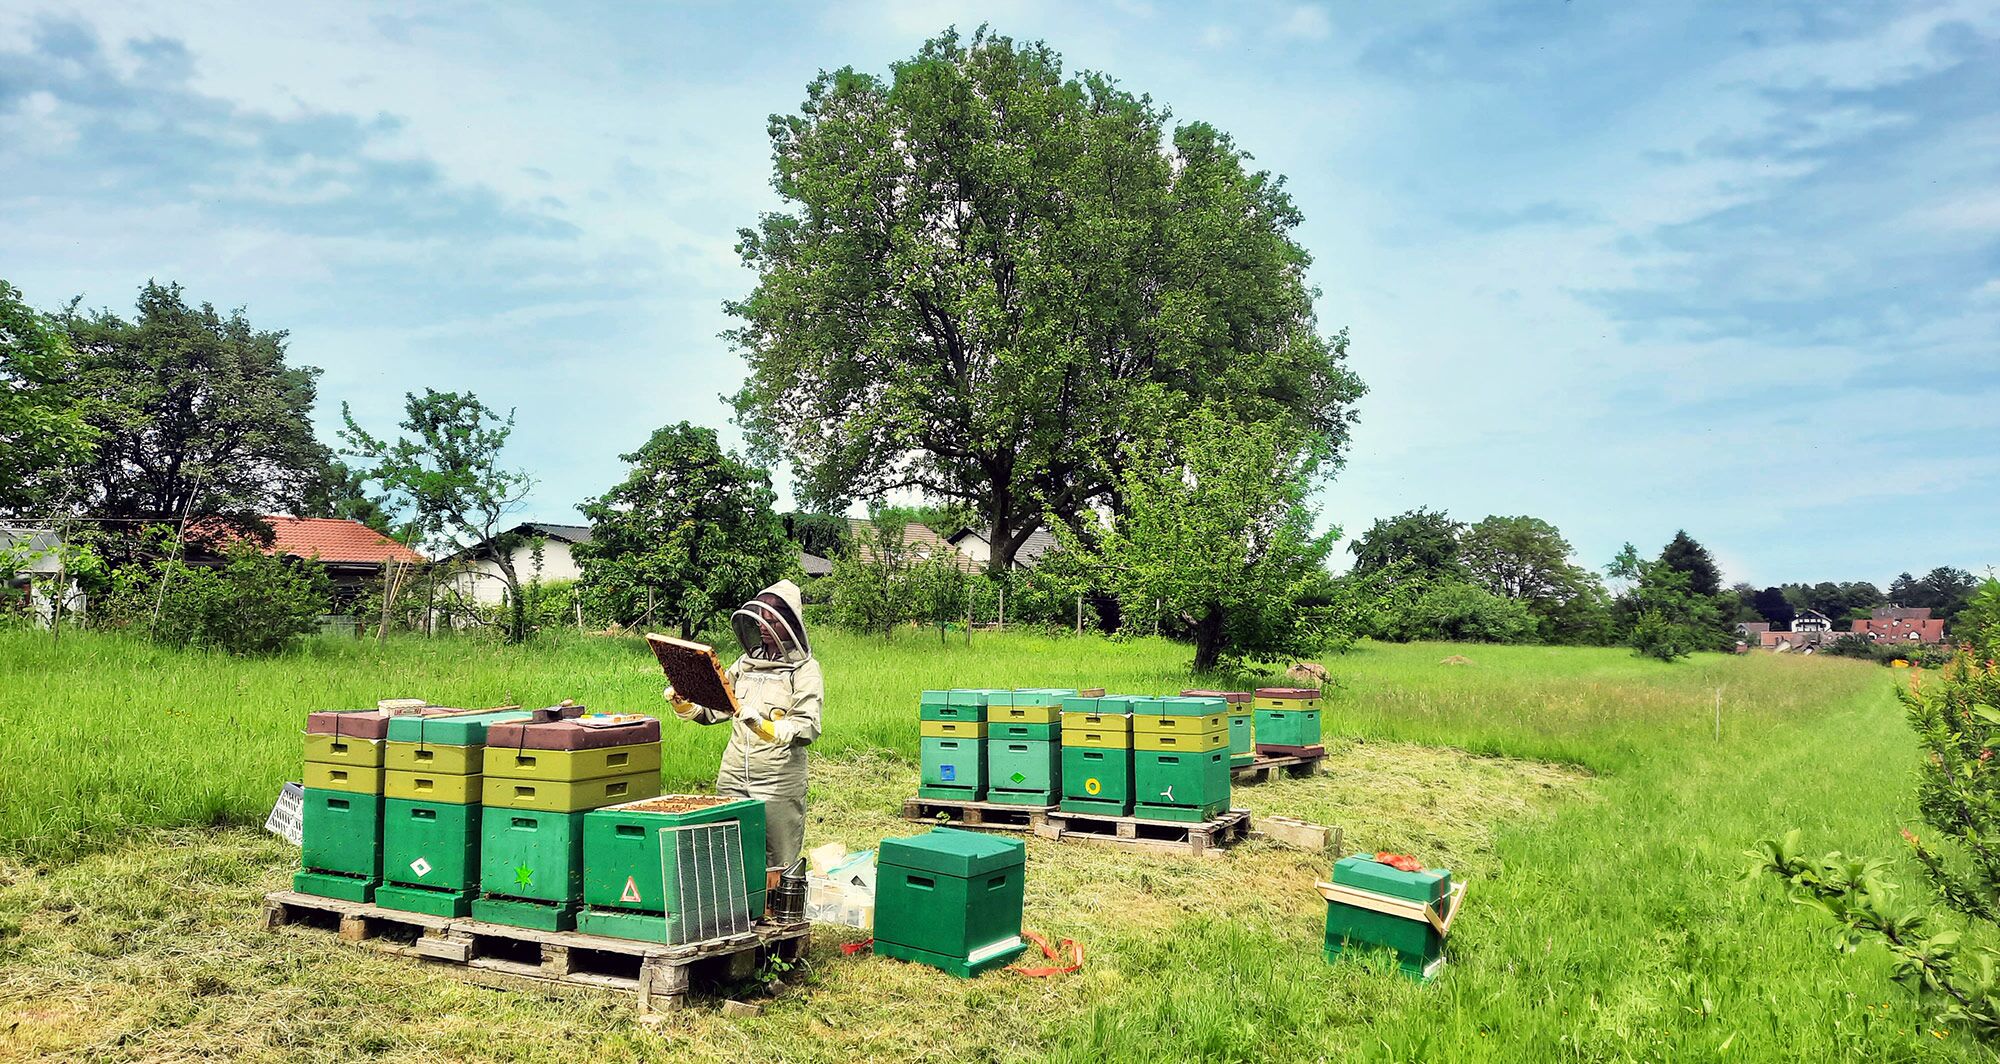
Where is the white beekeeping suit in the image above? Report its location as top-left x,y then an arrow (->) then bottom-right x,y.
666,579 -> 822,884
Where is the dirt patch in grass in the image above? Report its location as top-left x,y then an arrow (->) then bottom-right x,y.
0,744 -> 1588,1063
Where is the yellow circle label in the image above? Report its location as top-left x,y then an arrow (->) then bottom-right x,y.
1084,777 -> 1102,795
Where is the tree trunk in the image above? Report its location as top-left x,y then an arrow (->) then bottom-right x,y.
493,553 -> 527,644
1191,603 -> 1226,673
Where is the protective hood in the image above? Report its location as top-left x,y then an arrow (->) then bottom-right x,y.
731,579 -> 811,665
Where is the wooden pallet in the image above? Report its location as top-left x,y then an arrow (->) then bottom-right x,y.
263,890 -> 808,1013
901,797 -> 1052,833
1034,808 -> 1251,857
1232,748 -> 1327,785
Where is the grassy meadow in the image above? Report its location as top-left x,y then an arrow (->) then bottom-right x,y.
0,627 -> 1975,1061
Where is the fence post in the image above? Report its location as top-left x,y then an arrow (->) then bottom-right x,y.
1075,595 -> 1083,636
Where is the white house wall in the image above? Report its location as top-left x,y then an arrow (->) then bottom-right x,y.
454,541 -> 584,604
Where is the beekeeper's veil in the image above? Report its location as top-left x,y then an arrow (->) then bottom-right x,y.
731,579 -> 811,664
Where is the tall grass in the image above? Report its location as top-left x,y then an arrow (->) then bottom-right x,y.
2,626 -> 1961,1060
0,626 -> 1227,864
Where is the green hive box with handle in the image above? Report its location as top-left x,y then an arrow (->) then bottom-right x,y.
1319,854 -> 1466,980
874,827 -> 1027,978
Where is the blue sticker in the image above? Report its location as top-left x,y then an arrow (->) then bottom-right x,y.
941,765 -> 956,781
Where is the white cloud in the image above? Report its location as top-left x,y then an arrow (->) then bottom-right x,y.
1278,5 -> 1330,41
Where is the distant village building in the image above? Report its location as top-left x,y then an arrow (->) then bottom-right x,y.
947,527 -> 1059,571
447,522 -> 590,605
845,518 -> 981,573
254,517 -> 427,598
1737,613 -> 1843,652
1851,606 -> 1946,645
1,525 -> 85,626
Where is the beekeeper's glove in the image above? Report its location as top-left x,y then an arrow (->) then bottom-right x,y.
662,686 -> 700,720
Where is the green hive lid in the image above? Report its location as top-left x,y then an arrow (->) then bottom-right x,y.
385,708 -> 535,746
1332,854 -> 1450,904
1159,696 -> 1225,716
880,826 -> 1025,878
1061,695 -> 1100,713
1002,688 -> 1074,707
947,689 -> 1010,708
920,690 -> 952,709
1096,694 -> 1142,713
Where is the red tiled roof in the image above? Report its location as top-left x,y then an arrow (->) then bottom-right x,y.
260,516 -> 425,565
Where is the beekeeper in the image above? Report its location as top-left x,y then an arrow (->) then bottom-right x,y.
664,579 -> 822,888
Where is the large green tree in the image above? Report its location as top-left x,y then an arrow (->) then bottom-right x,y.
1658,530 -> 1723,598
1057,410 -> 1350,672
572,422 -> 791,639
60,282 -> 328,548
0,281 -> 95,516
340,390 -> 535,643
1459,514 -> 1610,644
1347,507 -> 1465,583
727,28 -> 1362,575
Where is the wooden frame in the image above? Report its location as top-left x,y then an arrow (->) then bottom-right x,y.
644,634 -> 741,716
1315,878 -> 1468,937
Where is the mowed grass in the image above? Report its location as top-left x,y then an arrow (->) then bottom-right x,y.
0,628 -> 1973,1061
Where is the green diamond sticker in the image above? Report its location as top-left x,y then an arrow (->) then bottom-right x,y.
514,865 -> 534,889
1010,771 -> 1027,784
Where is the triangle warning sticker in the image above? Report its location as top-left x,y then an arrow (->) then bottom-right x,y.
621,875 -> 642,904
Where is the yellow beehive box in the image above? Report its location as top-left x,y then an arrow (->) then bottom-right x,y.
919,720 -> 987,739
385,770 -> 482,804
385,740 -> 483,775
303,734 -> 384,768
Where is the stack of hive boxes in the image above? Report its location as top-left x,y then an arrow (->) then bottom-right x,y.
1184,689 -> 1256,769
472,712 -> 664,930
578,795 -> 769,943
375,708 -> 541,916
983,688 -> 1073,806
874,827 -> 1027,977
1058,694 -> 1133,816
1131,695 -> 1231,822
297,707 -> 412,901
1253,687 -> 1323,755
919,689 -> 1006,802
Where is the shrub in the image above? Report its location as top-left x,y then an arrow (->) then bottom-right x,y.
1365,576 -> 1535,644
1755,654 -> 2000,1042
104,541 -> 331,655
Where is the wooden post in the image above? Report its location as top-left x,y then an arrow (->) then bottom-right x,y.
997,587 -> 1005,629
1076,595 -> 1083,636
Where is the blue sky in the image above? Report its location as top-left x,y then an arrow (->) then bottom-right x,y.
2,1 -> 1995,588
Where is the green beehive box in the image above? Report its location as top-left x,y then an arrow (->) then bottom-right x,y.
384,708 -> 535,746
920,690 -> 981,722
472,809 -> 586,929
1324,855 -> 1454,979
990,721 -> 1057,741
1135,749 -> 1228,808
580,796 -> 767,942
1228,713 -> 1254,756
875,827 -> 1027,977
986,739 -> 1059,804
376,801 -> 481,916
295,788 -> 382,900
1254,708 -> 1321,748
920,736 -> 985,795
1060,746 -> 1132,815
948,689 -> 1010,707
